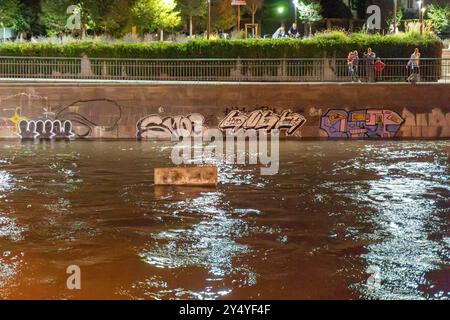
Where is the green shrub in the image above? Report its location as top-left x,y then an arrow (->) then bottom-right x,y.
0,32 -> 443,59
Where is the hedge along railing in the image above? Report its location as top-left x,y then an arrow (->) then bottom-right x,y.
0,35 -> 443,59
0,56 -> 447,82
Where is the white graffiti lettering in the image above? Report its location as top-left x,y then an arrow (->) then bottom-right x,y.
18,119 -> 75,140
136,113 -> 205,139
219,109 -> 306,136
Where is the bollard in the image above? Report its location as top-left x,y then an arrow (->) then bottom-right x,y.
154,167 -> 218,186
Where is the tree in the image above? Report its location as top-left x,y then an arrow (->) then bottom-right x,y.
21,0 -> 44,36
354,0 -> 368,19
0,0 -> 29,34
40,0 -> 71,36
132,0 -> 181,38
178,0 -> 207,36
427,4 -> 450,34
319,0 -> 352,19
246,0 -> 263,26
39,0 -> 102,38
385,6 -> 403,32
294,0 -> 322,37
211,0 -> 235,32
93,0 -> 135,37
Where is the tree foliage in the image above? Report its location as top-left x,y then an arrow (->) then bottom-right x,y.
178,0 -> 207,19
93,0 -> 135,36
211,0 -> 235,32
294,0 -> 322,36
0,0 -> 29,31
245,0 -> 263,24
319,0 -> 352,19
427,4 -> 450,34
39,0 -> 134,37
295,0 -> 322,23
131,0 -> 182,34
177,0 -> 207,35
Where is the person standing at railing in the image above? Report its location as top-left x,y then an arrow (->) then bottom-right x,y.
407,48 -> 421,83
348,50 -> 360,82
364,48 -> 376,82
374,58 -> 385,82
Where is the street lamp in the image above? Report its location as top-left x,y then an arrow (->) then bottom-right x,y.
293,0 -> 298,24
420,7 -> 426,35
1,23 -> 5,43
393,0 -> 398,34
277,6 -> 285,15
207,0 -> 211,40
417,1 -> 425,35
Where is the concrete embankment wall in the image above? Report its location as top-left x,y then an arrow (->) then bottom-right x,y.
0,82 -> 449,140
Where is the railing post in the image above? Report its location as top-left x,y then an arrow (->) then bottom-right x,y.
80,55 -> 94,78
230,58 -> 243,81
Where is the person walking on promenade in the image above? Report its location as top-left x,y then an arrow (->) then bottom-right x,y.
364,48 -> 376,82
407,48 -> 421,83
374,58 -> 385,82
348,50 -> 360,82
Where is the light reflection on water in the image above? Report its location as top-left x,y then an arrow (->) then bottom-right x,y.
0,171 -> 14,193
0,140 -> 448,299
350,145 -> 450,300
129,188 -> 271,299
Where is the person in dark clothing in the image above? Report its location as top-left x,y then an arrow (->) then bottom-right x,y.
364,48 -> 376,82
288,23 -> 300,38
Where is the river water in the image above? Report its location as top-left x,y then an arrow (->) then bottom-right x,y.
0,140 -> 449,300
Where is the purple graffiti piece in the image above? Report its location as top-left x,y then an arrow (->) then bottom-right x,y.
347,110 -> 368,138
320,109 -> 349,138
320,109 -> 405,139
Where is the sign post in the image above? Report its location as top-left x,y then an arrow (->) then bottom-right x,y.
231,0 -> 247,32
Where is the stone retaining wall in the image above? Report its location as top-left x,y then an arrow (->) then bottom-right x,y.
0,82 -> 449,140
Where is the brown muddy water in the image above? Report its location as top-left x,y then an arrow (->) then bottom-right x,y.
0,140 -> 449,300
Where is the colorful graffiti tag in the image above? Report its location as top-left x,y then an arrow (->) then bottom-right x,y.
320,109 -> 405,139
219,109 -> 307,135
18,119 -> 75,140
136,113 -> 205,139
1,95 -> 124,139
1,109 -> 29,132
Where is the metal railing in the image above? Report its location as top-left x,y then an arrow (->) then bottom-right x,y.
0,56 -> 449,83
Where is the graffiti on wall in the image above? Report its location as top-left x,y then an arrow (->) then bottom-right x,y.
1,95 -> 124,140
55,98 -> 123,138
219,109 -> 307,135
401,108 -> 450,138
320,109 -> 405,139
18,119 -> 75,140
1,108 -> 30,132
137,113 -> 205,139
